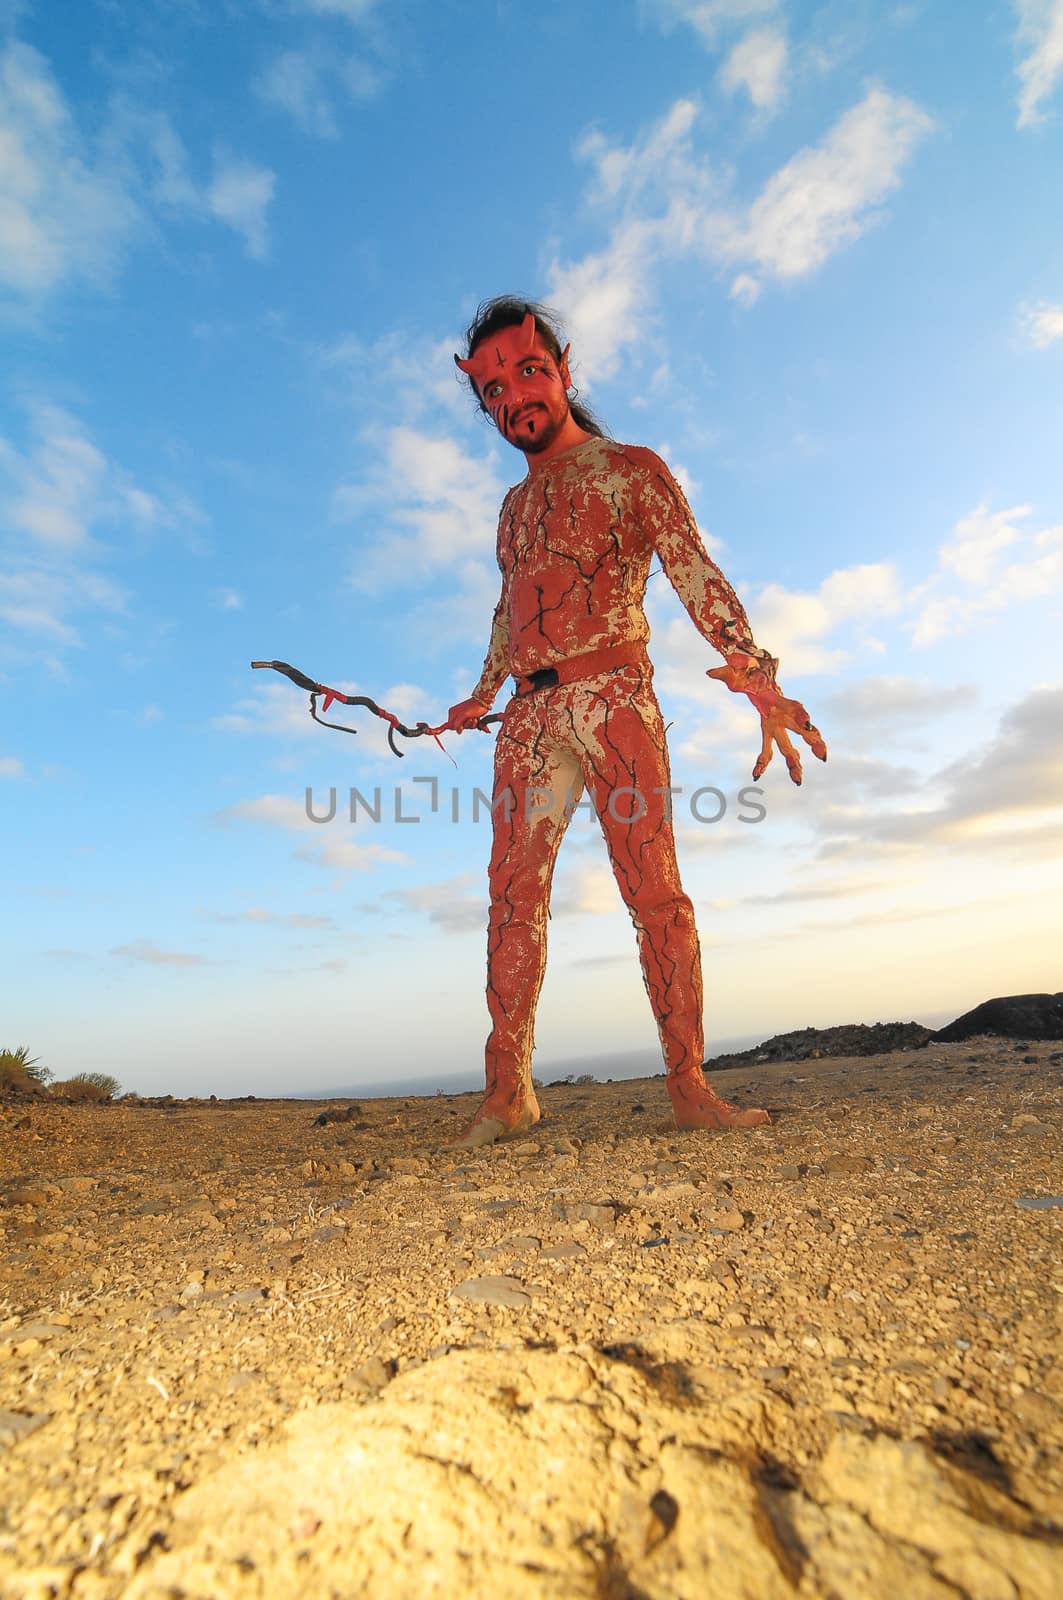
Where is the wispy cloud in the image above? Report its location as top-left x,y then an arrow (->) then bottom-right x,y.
0,755 -> 25,778
1019,299 -> 1063,346
386,873 -> 484,932
1013,0 -> 1063,127
642,0 -> 780,48
713,86 -> 934,297
112,938 -> 211,968
547,85 -> 933,382
911,503 -> 1063,646
0,401 -> 176,549
0,40 -> 139,304
719,26 -> 789,112
0,41 -> 278,307
334,426 -> 508,587
292,0 -> 381,19
221,792 -> 407,872
205,153 -> 275,259
213,907 -> 338,929
823,675 -> 978,739
255,46 -> 382,137
818,687 -> 1063,856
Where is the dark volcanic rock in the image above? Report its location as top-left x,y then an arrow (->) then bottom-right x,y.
705,1020 -> 934,1073
313,1104 -> 365,1127
935,993 -> 1063,1043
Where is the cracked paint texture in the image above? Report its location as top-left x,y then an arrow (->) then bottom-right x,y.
469,438 -> 771,1109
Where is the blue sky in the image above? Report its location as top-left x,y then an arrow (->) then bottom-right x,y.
2,0 -> 1061,1099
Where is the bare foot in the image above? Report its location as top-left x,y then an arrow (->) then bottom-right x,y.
447,1084 -> 541,1151
669,1077 -> 771,1131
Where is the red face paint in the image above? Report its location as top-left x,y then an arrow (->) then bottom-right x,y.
455,317 -> 585,462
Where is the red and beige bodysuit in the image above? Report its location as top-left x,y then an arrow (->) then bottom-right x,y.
458,435 -> 778,1144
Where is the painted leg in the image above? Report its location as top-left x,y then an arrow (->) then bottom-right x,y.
576,668 -> 771,1132
450,705 -> 580,1150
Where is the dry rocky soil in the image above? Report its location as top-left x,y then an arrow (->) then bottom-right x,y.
1,1038 -> 1061,1599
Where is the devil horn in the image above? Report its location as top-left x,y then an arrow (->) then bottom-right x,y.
520,311 -> 537,342
454,353 -> 476,373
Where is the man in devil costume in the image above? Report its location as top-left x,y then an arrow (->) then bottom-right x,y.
447,297 -> 826,1149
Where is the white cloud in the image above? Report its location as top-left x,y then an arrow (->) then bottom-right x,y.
938,503 -> 1027,586
820,688 -> 1063,857
911,503 -> 1063,645
335,426 -> 507,586
824,676 -> 978,737
577,97 -> 705,208
0,42 -> 277,305
206,154 -> 275,260
254,47 -> 381,138
549,86 -> 932,379
643,0 -> 779,48
0,755 -> 25,778
552,863 -> 623,918
221,791 -> 407,870
1020,299 -> 1063,346
713,86 -> 934,287
719,26 -> 789,111
1014,0 -> 1063,127
256,50 -> 336,137
294,839 -> 407,872
111,938 -> 210,968
0,400 -> 192,551
294,0 -> 380,19
546,219 -> 663,387
386,873 -> 483,932
729,271 -> 761,306
0,566 -> 129,649
224,793 -> 320,830
0,40 -> 139,302
749,562 -> 904,674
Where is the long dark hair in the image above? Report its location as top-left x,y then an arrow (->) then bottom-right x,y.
459,295 -> 609,439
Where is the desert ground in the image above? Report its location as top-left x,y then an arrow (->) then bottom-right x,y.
1,1037 -> 1061,1599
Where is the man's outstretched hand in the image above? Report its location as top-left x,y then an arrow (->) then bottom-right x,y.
447,696 -> 491,733
707,652 -> 827,785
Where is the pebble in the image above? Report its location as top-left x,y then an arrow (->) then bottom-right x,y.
3,1187 -> 52,1207
0,1410 -> 50,1447
450,1276 -> 532,1308
823,1153 -> 875,1174
0,1322 -> 70,1346
1014,1194 -> 1063,1210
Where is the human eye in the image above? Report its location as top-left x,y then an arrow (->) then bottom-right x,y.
522,362 -> 541,377
484,381 -> 502,399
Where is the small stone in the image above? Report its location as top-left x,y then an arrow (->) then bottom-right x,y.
540,1241 -> 586,1260
0,1410 -> 50,1447
3,1187 -> 51,1207
1014,1194 -> 1063,1210
823,1153 -> 874,1174
310,1225 -> 345,1242
227,1288 -> 269,1306
450,1275 -> 531,1308
0,1322 -> 70,1345
504,1235 -> 541,1254
714,1208 -> 747,1232
350,1356 -> 393,1392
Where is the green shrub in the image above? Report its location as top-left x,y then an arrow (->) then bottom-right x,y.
0,1045 -> 51,1087
51,1072 -> 121,1102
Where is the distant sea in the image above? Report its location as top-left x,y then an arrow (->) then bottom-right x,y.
292,1037 -> 765,1101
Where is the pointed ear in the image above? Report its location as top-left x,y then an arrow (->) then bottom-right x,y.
558,342 -> 572,387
